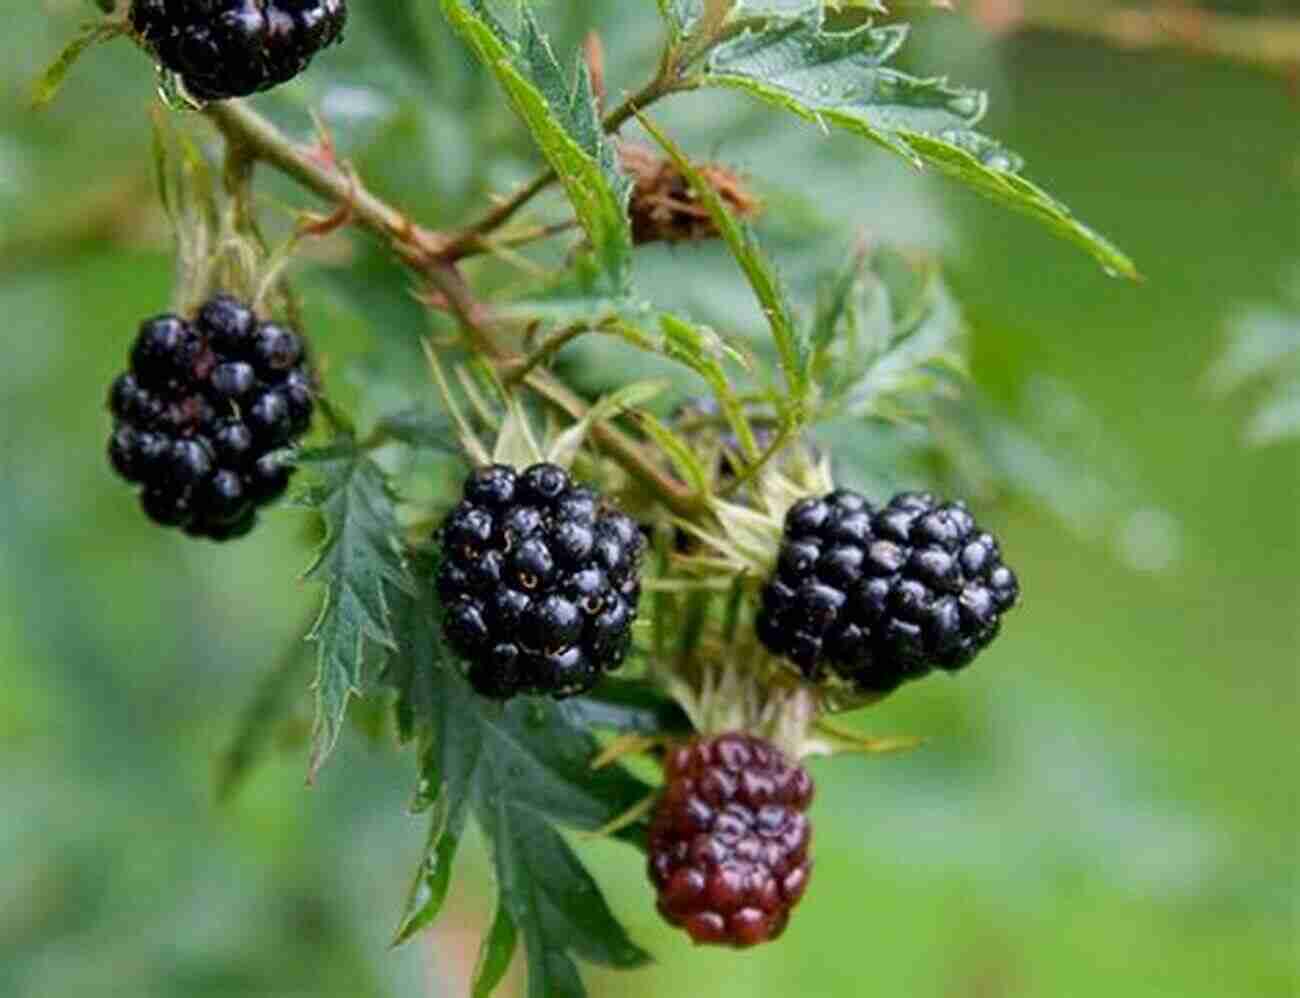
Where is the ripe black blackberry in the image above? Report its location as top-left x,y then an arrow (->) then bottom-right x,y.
129,0 -> 347,102
757,490 -> 1019,694
106,294 -> 315,541
437,463 -> 645,700
648,732 -> 813,948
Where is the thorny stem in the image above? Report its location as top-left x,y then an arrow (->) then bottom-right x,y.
206,101 -> 451,264
203,99 -> 702,518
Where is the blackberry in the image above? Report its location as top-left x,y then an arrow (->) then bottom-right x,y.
757,490 -> 1019,694
105,293 -> 316,541
129,0 -> 347,102
648,733 -> 813,948
436,463 -> 645,700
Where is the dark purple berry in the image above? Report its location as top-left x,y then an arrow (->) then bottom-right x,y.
250,323 -> 303,374
202,508 -> 258,542
129,0 -> 348,102
247,453 -> 291,503
209,361 -> 258,400
197,469 -> 249,524
108,426 -> 144,482
211,419 -> 255,466
510,537 -> 555,591
436,463 -> 644,699
649,733 -> 813,948
140,486 -> 192,527
245,390 -> 291,446
131,315 -> 201,388
108,293 -> 313,541
517,463 -> 569,505
444,506 -> 494,553
757,489 -> 1019,695
282,368 -> 314,435
463,464 -> 517,510
166,438 -> 214,487
197,294 -> 257,353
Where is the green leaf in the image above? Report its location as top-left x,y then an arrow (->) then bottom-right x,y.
441,0 -> 633,291
658,312 -> 762,459
560,679 -> 693,736
498,291 -> 758,426
638,114 -> 811,411
31,20 -> 125,110
656,0 -> 706,40
298,438 -> 412,778
698,9 -> 1137,278
392,790 -> 462,946
819,248 -> 967,422
472,903 -> 520,998
810,244 -> 870,357
373,408 -> 458,453
387,551 -> 652,997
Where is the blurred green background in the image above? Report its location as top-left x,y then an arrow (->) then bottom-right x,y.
2,2 -> 1295,996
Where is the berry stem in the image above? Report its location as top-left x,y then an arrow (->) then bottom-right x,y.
203,100 -> 703,519
205,100 -> 451,264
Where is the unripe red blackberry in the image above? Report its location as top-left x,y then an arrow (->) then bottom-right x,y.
129,0 -> 347,102
648,733 -> 813,948
105,293 -> 316,541
437,464 -> 645,700
757,490 -> 1019,694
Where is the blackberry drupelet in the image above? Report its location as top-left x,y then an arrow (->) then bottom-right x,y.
129,0 -> 347,102
648,732 -> 813,948
757,490 -> 1019,694
106,293 -> 315,541
437,463 -> 645,700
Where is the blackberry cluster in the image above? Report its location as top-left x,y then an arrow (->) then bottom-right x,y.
107,294 -> 315,541
648,733 -> 813,948
130,0 -> 347,102
757,490 -> 1019,694
437,463 -> 645,700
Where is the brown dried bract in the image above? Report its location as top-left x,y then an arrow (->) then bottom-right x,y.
619,143 -> 761,246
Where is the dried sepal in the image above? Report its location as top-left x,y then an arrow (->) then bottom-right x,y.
620,142 -> 761,246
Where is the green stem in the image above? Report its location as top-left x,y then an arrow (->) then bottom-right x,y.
502,322 -> 593,387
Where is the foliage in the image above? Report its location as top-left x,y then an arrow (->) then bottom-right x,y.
22,1 -> 1182,996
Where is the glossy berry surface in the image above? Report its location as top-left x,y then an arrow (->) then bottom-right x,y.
437,463 -> 645,700
648,733 -> 813,948
129,0 -> 347,102
106,294 -> 315,541
757,490 -> 1019,694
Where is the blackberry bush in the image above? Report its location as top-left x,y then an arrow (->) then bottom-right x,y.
758,490 -> 1019,694
106,294 -> 314,540
649,733 -> 814,948
130,0 -> 347,101
437,463 -> 644,699
34,1 -> 1144,993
